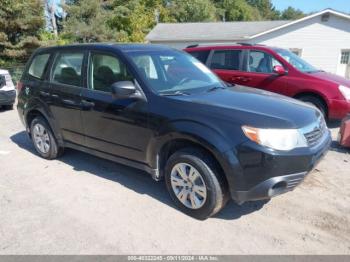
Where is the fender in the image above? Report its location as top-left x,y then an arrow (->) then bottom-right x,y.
146,119 -> 234,169
23,97 -> 64,146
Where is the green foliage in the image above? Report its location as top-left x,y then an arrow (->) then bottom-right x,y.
247,0 -> 280,20
0,0 -> 45,65
168,0 -> 217,22
281,6 -> 305,20
215,0 -> 262,21
61,0 -> 119,43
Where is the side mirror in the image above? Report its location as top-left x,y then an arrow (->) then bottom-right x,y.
111,81 -> 136,99
273,65 -> 287,76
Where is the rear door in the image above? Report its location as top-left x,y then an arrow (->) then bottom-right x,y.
208,49 -> 245,85
48,51 -> 86,145
237,49 -> 287,93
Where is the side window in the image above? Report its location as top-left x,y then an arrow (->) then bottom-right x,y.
210,50 -> 242,70
247,50 -> 282,74
52,52 -> 84,86
188,50 -> 210,64
28,53 -> 50,79
89,53 -> 133,92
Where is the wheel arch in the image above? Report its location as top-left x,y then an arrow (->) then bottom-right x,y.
293,91 -> 329,117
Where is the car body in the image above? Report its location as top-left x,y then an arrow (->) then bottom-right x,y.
0,69 -> 16,109
17,44 -> 331,219
184,44 -> 350,120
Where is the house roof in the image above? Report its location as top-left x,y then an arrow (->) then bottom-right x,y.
146,20 -> 291,42
146,9 -> 350,42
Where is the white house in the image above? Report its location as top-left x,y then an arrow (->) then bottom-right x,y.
146,9 -> 350,78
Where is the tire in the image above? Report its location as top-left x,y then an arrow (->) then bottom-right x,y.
298,95 -> 327,119
30,116 -> 64,159
164,147 -> 228,220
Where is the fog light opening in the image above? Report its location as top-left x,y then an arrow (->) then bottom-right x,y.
271,181 -> 287,191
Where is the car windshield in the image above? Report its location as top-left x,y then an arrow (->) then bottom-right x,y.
127,50 -> 225,95
274,48 -> 319,73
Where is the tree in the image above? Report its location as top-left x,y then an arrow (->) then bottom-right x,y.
281,6 -> 305,20
247,0 -> 280,20
168,0 -> 217,22
0,0 -> 45,65
214,0 -> 261,21
62,0 -> 118,43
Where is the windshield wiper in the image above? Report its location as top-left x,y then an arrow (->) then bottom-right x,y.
207,86 -> 226,92
159,90 -> 190,96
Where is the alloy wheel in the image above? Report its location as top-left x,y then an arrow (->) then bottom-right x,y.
170,163 -> 207,209
33,123 -> 50,154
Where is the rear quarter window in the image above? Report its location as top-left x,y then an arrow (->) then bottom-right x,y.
187,50 -> 210,64
28,53 -> 51,79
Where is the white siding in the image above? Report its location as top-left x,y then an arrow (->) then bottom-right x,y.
249,14 -> 350,74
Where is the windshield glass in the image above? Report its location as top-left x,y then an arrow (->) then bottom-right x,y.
127,50 -> 225,94
274,48 -> 318,73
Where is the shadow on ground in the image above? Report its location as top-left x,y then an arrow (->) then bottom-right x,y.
10,131 -> 267,220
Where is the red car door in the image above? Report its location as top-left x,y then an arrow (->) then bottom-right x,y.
235,49 -> 288,95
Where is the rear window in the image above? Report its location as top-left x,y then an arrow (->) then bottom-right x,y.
28,53 -> 51,79
210,50 -> 243,70
188,50 -> 210,64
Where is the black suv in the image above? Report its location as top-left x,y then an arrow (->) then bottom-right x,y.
17,44 -> 331,219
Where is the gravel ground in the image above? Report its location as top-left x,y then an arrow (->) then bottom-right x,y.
0,107 -> 349,254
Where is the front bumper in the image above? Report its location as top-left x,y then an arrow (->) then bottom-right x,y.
0,90 -> 16,105
221,130 -> 331,204
328,98 -> 350,120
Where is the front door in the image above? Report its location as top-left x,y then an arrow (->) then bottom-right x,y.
49,51 -> 86,145
81,51 -> 151,163
236,49 -> 288,95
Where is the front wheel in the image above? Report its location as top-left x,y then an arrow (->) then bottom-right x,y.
165,148 -> 228,220
298,95 -> 327,119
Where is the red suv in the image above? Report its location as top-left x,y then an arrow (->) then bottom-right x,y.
184,44 -> 350,120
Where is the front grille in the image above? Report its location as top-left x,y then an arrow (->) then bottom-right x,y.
286,176 -> 305,190
303,118 -> 327,147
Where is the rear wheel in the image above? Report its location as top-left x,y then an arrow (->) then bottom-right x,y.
30,116 -> 64,159
164,148 -> 228,220
298,95 -> 327,118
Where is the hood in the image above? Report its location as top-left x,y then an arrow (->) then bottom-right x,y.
308,71 -> 350,87
173,85 -> 321,129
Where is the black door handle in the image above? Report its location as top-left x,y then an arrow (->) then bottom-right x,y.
81,99 -> 95,110
51,94 -> 59,99
62,99 -> 76,106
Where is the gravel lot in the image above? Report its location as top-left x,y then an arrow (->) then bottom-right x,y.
0,107 -> 350,254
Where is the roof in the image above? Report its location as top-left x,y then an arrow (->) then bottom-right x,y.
146,9 -> 350,42
36,43 -> 173,53
146,20 -> 291,42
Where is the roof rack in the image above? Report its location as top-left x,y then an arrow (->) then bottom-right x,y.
185,42 -> 255,48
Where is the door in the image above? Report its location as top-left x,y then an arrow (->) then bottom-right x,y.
337,50 -> 350,79
49,51 -> 86,145
236,50 -> 288,95
81,51 -> 151,163
208,49 -> 245,85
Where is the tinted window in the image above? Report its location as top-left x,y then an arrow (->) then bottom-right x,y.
210,50 -> 242,70
52,52 -> 84,86
247,50 -> 282,73
28,53 -> 50,79
188,50 -> 210,64
89,53 -> 133,93
274,48 -> 317,73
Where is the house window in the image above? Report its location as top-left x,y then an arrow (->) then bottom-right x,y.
340,51 -> 350,65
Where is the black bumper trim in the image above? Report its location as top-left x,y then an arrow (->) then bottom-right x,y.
232,171 -> 307,204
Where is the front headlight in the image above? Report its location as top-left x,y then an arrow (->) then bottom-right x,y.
242,126 -> 307,151
339,85 -> 350,101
